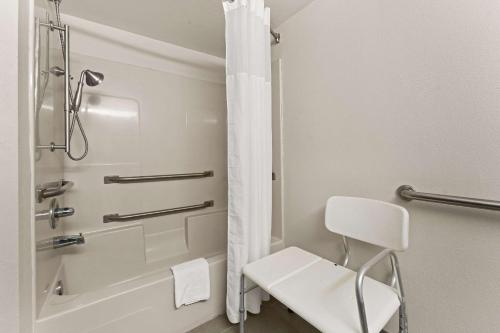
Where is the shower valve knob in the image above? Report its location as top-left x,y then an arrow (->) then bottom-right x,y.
35,198 -> 75,229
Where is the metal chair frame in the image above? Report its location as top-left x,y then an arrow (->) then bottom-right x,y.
238,240 -> 408,333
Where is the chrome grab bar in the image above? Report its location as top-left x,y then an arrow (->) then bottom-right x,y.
103,200 -> 214,223
397,185 -> 500,211
104,171 -> 214,184
36,180 -> 74,203
36,22 -> 71,154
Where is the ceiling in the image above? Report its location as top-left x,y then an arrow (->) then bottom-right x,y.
61,0 -> 315,58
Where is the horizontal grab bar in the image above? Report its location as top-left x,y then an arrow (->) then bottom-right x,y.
397,185 -> 500,211
104,171 -> 214,184
103,200 -> 214,223
36,180 -> 74,203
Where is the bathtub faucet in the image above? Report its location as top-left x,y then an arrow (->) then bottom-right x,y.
53,234 -> 85,249
37,234 -> 85,251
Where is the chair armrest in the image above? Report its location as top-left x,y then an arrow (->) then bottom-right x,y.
355,249 -> 404,333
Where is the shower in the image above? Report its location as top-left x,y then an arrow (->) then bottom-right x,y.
53,0 -> 104,161
72,69 -> 105,113
29,0 -> 286,332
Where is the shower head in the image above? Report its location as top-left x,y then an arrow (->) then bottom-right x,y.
84,70 -> 104,86
72,69 -> 104,112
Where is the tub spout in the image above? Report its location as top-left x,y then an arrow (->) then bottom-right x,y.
37,233 -> 85,251
53,234 -> 85,249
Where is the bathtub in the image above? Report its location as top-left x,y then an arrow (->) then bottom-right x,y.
35,212 -> 284,333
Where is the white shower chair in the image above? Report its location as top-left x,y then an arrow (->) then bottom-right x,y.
239,196 -> 409,333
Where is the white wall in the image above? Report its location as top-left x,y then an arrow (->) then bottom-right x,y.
63,52 -> 228,260
276,0 -> 500,332
1,0 -> 34,332
0,1 -> 20,332
19,0 -> 35,331
57,16 -> 229,265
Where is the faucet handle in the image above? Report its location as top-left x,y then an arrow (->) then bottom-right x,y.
35,198 -> 75,229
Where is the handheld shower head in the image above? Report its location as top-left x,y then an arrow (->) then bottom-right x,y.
73,69 -> 104,112
84,70 -> 104,86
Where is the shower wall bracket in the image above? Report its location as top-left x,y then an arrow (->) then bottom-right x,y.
36,20 -> 71,155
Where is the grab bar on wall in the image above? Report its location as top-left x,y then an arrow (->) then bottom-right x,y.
104,171 -> 214,184
36,180 -> 74,203
397,185 -> 500,211
36,21 -> 71,154
103,200 -> 214,223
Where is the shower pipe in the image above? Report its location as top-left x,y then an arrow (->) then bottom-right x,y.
103,200 -> 215,223
223,0 -> 281,44
397,185 -> 500,211
104,171 -> 214,184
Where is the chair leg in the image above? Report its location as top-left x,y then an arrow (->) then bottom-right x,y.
239,274 -> 245,333
398,301 -> 408,333
390,253 -> 408,333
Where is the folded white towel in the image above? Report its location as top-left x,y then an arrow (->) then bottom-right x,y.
170,258 -> 210,308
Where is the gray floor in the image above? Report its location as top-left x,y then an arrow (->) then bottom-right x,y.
189,301 -> 320,333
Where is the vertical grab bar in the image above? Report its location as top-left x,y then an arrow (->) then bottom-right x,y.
64,24 -> 71,154
37,22 -> 71,152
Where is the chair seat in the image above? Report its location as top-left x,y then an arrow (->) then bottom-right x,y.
244,247 -> 400,333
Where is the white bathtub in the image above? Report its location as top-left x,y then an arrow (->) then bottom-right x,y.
35,214 -> 284,333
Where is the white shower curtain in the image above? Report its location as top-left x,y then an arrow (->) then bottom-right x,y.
223,0 -> 273,324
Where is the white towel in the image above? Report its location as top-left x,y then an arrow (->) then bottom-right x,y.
170,258 -> 210,308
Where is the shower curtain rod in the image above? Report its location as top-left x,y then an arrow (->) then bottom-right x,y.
223,0 -> 281,44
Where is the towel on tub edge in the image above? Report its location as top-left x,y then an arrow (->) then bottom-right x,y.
170,258 -> 210,308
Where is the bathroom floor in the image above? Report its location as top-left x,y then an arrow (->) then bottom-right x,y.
189,300 -> 320,333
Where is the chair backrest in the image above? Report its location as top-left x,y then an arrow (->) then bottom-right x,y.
325,196 -> 409,251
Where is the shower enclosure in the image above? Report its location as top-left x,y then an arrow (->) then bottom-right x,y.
33,1 -> 284,332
